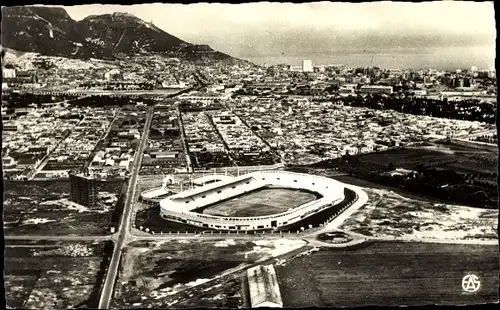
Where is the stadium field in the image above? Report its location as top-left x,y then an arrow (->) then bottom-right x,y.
197,186 -> 319,217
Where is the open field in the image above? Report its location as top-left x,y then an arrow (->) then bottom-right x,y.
4,197 -> 113,236
352,144 -> 497,173
4,180 -> 123,235
4,180 -> 123,197
276,241 -> 499,307
197,186 -> 318,217
134,206 -> 203,233
356,148 -> 455,168
112,238 -> 307,308
167,276 -> 244,309
4,195 -> 114,236
339,187 -> 498,241
316,172 -> 497,210
4,241 -> 112,309
3,180 -> 72,196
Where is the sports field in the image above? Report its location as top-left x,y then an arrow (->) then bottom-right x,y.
200,187 -> 319,217
276,241 -> 499,307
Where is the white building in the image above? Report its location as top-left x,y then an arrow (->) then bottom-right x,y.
412,89 -> 427,96
104,69 -> 121,80
360,85 -> 393,94
302,59 -> 313,73
247,265 -> 283,308
3,68 -> 16,79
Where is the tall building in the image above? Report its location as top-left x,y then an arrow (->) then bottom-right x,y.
302,59 -> 313,73
70,173 -> 99,208
453,78 -> 464,88
463,77 -> 475,88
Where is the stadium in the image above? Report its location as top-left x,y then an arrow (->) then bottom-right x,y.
140,170 -> 358,232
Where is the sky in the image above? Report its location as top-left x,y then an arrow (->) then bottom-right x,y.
57,1 -> 495,68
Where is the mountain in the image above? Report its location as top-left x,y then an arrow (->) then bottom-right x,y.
1,6 -> 250,65
1,6 -> 111,58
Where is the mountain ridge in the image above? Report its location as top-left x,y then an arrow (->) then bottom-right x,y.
1,6 -> 251,65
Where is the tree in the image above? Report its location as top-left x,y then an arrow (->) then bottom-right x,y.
387,162 -> 395,171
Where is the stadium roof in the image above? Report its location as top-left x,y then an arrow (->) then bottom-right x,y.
192,174 -> 234,185
172,174 -> 253,199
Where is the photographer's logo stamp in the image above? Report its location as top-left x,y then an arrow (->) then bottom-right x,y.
462,274 -> 481,293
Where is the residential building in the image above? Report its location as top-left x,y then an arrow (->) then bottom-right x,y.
70,173 -> 99,208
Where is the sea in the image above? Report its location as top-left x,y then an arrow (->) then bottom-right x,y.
242,46 -> 495,70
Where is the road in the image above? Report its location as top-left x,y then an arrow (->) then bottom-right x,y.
28,129 -> 73,180
204,111 -> 236,165
174,74 -> 207,174
84,107 -> 122,171
4,235 -> 113,241
98,107 -> 153,309
177,106 -> 193,173
227,104 -> 284,165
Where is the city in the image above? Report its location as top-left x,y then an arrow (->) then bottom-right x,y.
1,2 -> 498,309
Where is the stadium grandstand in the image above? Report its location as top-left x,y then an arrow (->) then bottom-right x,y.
140,174 -> 235,203
152,171 -> 348,231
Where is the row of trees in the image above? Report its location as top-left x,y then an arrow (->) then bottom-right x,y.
337,156 -> 498,208
471,134 -> 498,144
3,93 -> 78,107
341,94 -> 496,124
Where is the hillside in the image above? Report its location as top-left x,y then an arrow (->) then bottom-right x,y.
1,6 -> 250,65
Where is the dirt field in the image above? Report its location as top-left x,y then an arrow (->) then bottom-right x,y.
134,206 -> 203,233
276,241 -> 499,307
201,187 -> 318,217
113,238 -> 307,308
4,241 -> 110,309
3,181 -> 116,236
4,180 -> 123,236
339,187 -> 498,241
